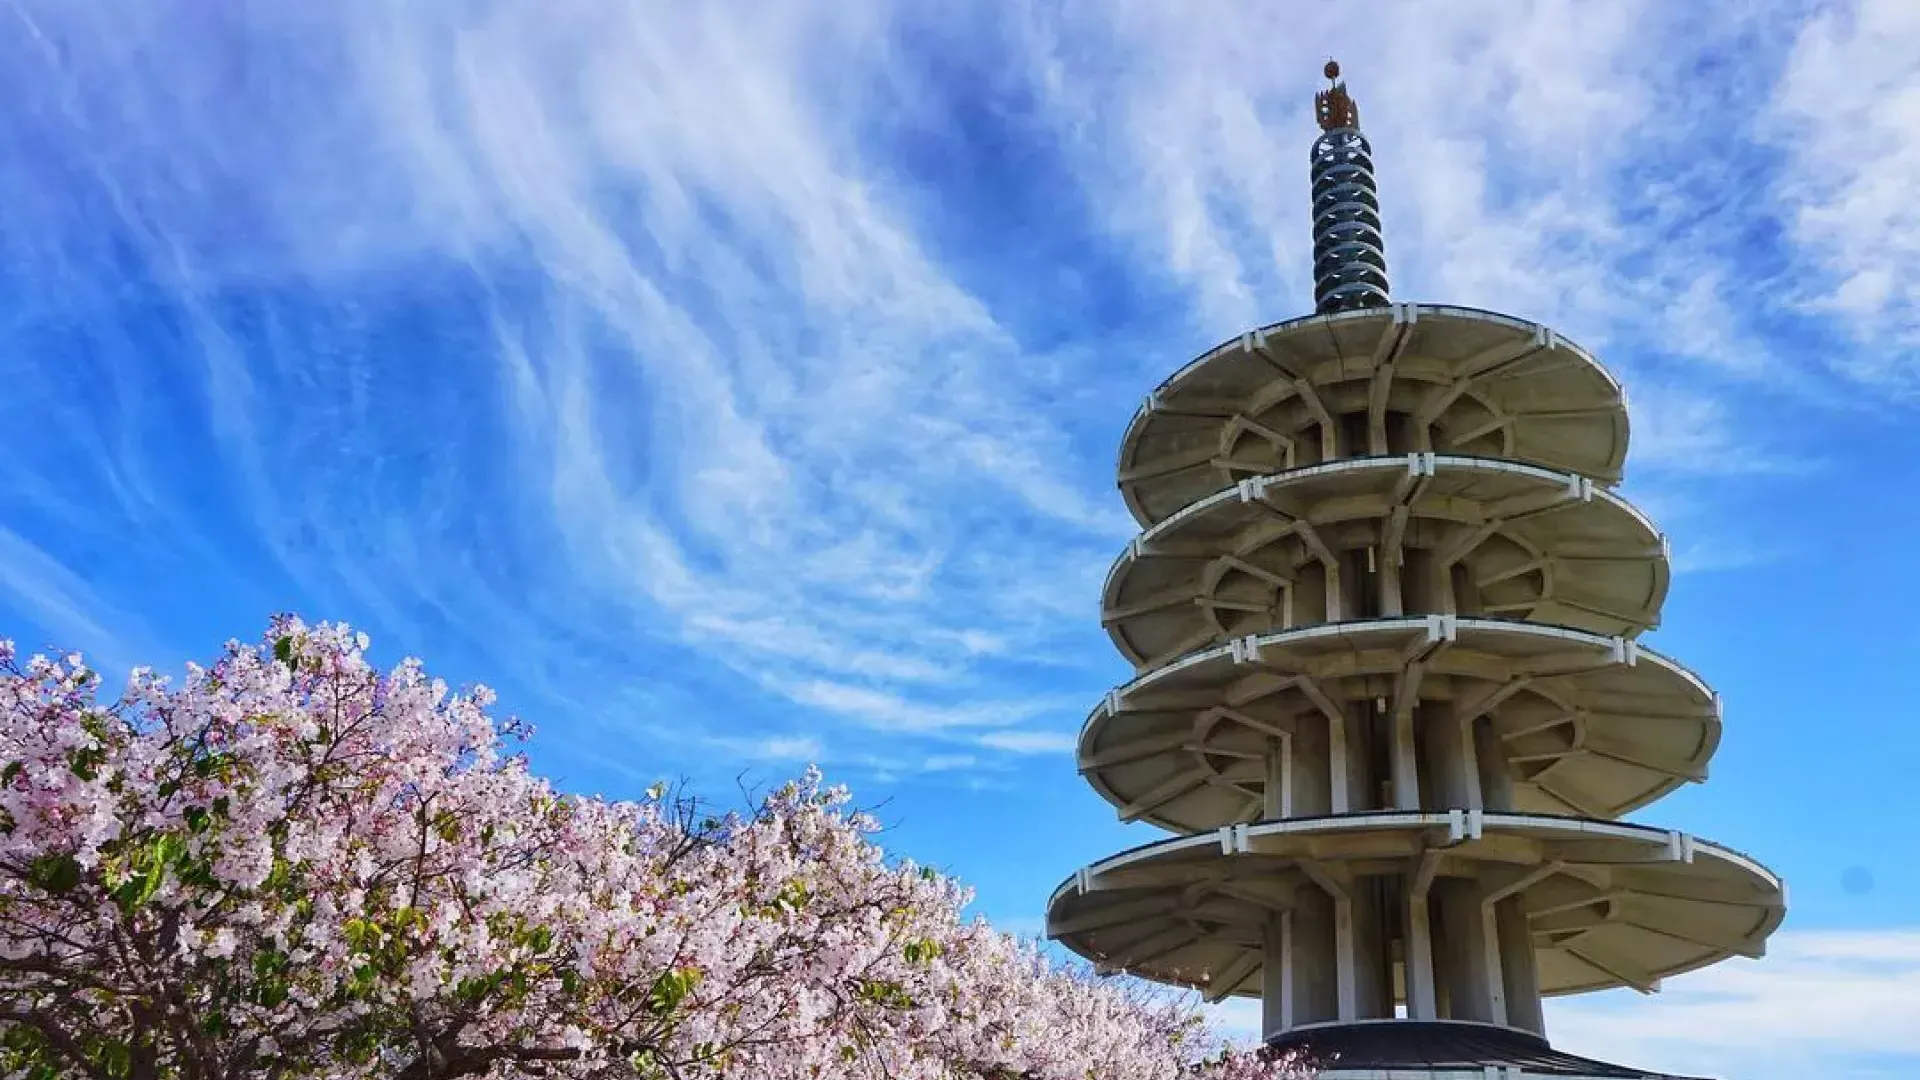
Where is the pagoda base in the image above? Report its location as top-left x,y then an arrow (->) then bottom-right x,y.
1268,1021 -> 1706,1080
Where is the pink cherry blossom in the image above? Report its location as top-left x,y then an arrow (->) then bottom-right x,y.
0,617 -> 1312,1079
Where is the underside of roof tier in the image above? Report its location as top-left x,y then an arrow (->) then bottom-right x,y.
1104,454 -> 1669,670
1118,305 -> 1629,528
1047,811 -> 1783,1002
1080,617 -> 1719,832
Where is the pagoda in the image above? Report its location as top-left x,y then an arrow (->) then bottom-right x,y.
1045,62 -> 1784,1080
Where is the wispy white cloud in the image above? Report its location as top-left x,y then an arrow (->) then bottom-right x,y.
975,729 -> 1076,755
777,679 -> 1068,735
1766,0 -> 1920,384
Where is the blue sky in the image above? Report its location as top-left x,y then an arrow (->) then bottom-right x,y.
3,1 -> 1918,1076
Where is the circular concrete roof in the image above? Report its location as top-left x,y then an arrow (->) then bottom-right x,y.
1103,454 -> 1669,670
1046,811 -> 1782,1002
1118,304 -> 1629,528
1080,617 -> 1719,831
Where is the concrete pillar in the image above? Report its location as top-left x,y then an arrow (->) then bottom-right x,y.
1407,547 -> 1445,614
1432,877 -> 1501,1024
1291,717 -> 1332,817
1473,716 -> 1516,812
1262,910 -> 1294,1039
1420,704 -> 1477,809
1403,876 -> 1439,1019
1264,738 -> 1293,819
1289,885 -> 1340,1026
1495,895 -> 1545,1035
1327,701 -> 1380,814
1331,882 -> 1358,1021
1450,562 -> 1480,616
1296,566 -> 1329,625
1339,705 -> 1375,812
1352,877 -> 1393,1019
1379,545 -> 1404,616
1390,706 -> 1421,809
1324,560 -> 1345,622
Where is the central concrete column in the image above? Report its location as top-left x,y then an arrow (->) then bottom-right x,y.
1390,705 -> 1422,809
1288,884 -> 1340,1027
1420,703 -> 1477,810
1352,876 -> 1393,1019
1289,716 -> 1333,817
1262,910 -> 1293,1039
1329,702 -> 1378,813
1473,716 -> 1516,811
1495,895 -> 1545,1035
1433,877 -> 1503,1024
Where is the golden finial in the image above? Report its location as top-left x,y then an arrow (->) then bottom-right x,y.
1315,58 -> 1360,132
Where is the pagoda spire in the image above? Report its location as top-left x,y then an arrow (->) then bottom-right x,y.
1310,60 -> 1391,313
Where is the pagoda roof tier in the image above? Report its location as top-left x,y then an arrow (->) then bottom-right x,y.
1046,810 -> 1783,1002
1104,453 -> 1669,670
1080,616 -> 1719,832
1118,305 -> 1629,527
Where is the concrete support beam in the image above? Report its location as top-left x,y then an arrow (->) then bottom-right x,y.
1403,850 -> 1443,1020
1300,863 -> 1359,1021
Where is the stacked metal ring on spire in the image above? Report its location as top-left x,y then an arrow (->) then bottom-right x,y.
1311,127 -> 1390,313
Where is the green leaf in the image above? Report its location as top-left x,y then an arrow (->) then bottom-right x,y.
26,854 -> 80,894
84,1037 -> 130,1079
854,978 -> 914,1009
0,762 -> 20,786
152,833 -> 186,869
67,747 -> 105,781
274,636 -> 295,664
646,966 -> 702,1018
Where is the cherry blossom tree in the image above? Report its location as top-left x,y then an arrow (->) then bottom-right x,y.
0,617 -> 1309,1080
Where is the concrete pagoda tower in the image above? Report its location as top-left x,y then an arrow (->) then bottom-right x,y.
1045,61 -> 1785,1079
